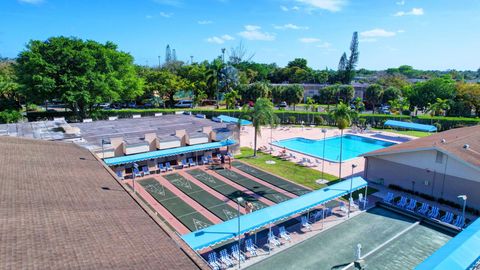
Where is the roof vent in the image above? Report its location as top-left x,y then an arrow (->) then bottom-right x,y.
441,139 -> 446,144
463,144 -> 470,150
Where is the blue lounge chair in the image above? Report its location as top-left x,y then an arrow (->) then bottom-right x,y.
219,249 -> 235,267
441,212 -> 453,223
383,192 -> 394,204
245,238 -> 258,256
279,226 -> 291,242
453,215 -> 465,228
397,196 -> 408,208
417,203 -> 429,215
406,199 -> 417,211
428,206 -> 440,219
207,252 -> 222,270
268,230 -> 281,247
231,244 -> 246,262
133,168 -> 142,178
207,155 -> 213,162
158,163 -> 166,173
165,162 -> 173,171
142,166 -> 150,176
309,210 -> 323,223
201,156 -> 209,165
181,159 -> 189,168
301,216 -> 312,230
188,158 -> 196,167
116,171 -> 124,180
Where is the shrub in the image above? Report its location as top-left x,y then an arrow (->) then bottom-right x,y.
288,116 -> 296,124
314,115 -> 325,125
0,110 -> 23,123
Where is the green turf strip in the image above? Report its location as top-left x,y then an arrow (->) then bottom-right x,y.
138,178 -> 213,232
163,173 -> 239,221
213,168 -> 291,204
187,169 -> 268,211
232,161 -> 311,196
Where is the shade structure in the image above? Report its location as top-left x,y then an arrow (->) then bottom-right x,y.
384,120 -> 437,132
415,217 -> 480,270
181,177 -> 368,251
104,139 -> 236,166
217,115 -> 252,126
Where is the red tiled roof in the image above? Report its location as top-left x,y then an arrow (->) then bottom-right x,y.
363,125 -> 480,168
0,136 -> 204,270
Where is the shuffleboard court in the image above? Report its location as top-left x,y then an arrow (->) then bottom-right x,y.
139,178 -> 213,232
163,173 -> 239,221
187,169 -> 268,211
213,168 -> 291,204
232,161 -> 311,196
247,207 -> 453,270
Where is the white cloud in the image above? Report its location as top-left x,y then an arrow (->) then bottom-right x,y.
206,34 -> 235,44
396,0 -> 405,5
397,29 -> 405,33
295,0 -> 346,12
292,6 -> 300,10
395,7 -> 424,16
198,20 -> 213,25
274,23 -> 309,30
145,15 -> 153,19
159,12 -> 173,18
316,41 -> 332,48
299,37 -> 321,43
153,0 -> 183,7
280,5 -> 289,11
238,25 -> 275,41
18,0 -> 43,4
360,28 -> 396,37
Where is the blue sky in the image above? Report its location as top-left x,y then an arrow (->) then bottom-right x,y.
1,0 -> 479,70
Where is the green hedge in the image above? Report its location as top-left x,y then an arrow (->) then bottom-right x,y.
416,116 -> 480,131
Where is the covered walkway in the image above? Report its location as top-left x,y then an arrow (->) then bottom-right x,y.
217,115 -> 252,126
181,177 -> 368,251
384,120 -> 437,132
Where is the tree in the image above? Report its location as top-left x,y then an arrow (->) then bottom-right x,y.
320,85 -> 339,110
382,86 -> 402,104
329,102 -> 356,179
0,61 -> 21,111
193,90 -> 207,107
388,98 -> 409,114
219,65 -> 239,94
409,76 -> 456,110
16,37 -> 143,118
287,58 -> 308,70
456,83 -> 480,116
338,85 -> 355,104
337,32 -> 359,84
239,98 -> 278,157
283,84 -> 304,110
305,97 -> 316,123
224,90 -> 239,109
426,98 -> 451,117
238,82 -> 271,102
352,97 -> 365,113
206,58 -> 224,107
365,84 -> 384,113
228,41 -> 255,64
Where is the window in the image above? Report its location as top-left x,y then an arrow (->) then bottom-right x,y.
435,151 -> 444,164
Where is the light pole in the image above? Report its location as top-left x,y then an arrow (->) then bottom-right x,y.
458,195 -> 467,225
321,129 -> 327,181
236,197 -> 244,269
133,163 -> 139,193
347,164 -> 357,218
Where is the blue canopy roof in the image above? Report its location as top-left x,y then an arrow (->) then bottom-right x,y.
217,115 -> 252,126
104,139 -> 236,166
181,177 -> 368,251
416,217 -> 480,270
384,120 -> 437,132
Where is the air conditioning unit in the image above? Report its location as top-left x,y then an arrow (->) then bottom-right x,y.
424,180 -> 430,186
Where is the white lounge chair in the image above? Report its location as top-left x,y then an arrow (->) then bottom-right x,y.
301,216 -> 312,231
142,166 -> 150,176
165,162 -> 173,171
116,171 -> 124,180
309,210 -> 323,223
349,197 -> 359,209
245,238 -> 259,256
188,158 -> 196,167
230,244 -> 246,262
358,193 -> 368,207
133,168 -> 142,178
268,230 -> 281,247
207,252 -> 222,270
219,249 -> 235,267
278,226 -> 291,242
339,201 -> 348,213
181,159 -> 189,168
158,163 -> 166,173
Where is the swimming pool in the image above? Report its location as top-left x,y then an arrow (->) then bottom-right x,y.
272,135 -> 395,162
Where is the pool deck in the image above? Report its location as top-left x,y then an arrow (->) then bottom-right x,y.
239,126 -> 417,178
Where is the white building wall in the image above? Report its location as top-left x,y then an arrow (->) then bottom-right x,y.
377,150 -> 480,182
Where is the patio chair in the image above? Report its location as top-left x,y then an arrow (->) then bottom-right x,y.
309,210 -> 323,223
115,171 -> 124,180
383,192 -> 394,204
201,156 -> 209,165
278,226 -> 291,242
158,163 -> 166,173
142,166 -> 150,176
349,197 -> 359,209
217,153 -> 223,159
165,162 -> 173,171
207,155 -> 213,163
396,196 -> 408,208
358,193 -> 368,207
267,230 -> 281,247
230,244 -> 246,262
428,206 -> 440,219
227,152 -> 234,158
406,199 -> 417,211
453,215 -> 465,228
219,249 -> 235,267
339,201 -> 348,213
181,159 -> 189,168
133,168 -> 142,178
441,212 -> 453,223
245,238 -> 258,256
207,252 -> 222,270
188,158 -> 196,167
417,203 -> 429,215
301,216 -> 312,231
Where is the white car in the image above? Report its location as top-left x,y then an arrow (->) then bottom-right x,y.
174,100 -> 193,108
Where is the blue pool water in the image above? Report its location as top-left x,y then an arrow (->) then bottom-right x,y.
273,135 -> 395,162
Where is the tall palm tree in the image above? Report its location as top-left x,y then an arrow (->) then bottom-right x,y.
426,98 -> 451,125
329,102 -> 356,179
239,98 -> 279,157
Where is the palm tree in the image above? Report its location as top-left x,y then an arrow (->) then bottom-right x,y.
224,90 -> 240,109
329,102 -> 356,179
206,60 -> 223,108
239,98 -> 279,157
426,98 -> 451,125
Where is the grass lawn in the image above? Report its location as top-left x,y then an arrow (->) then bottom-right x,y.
374,128 -> 432,138
236,147 -> 338,190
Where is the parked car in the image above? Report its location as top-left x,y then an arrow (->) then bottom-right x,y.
127,102 -> 137,108
174,100 -> 193,108
278,101 -> 288,108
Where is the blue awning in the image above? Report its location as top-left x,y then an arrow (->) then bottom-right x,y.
416,217 -> 480,270
104,139 -> 236,166
181,177 -> 368,251
384,120 -> 437,132
217,115 -> 252,126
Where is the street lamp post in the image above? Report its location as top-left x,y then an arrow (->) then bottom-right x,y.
321,129 -> 327,181
236,197 -> 244,269
458,195 -> 467,226
133,163 -> 139,193
348,164 -> 358,218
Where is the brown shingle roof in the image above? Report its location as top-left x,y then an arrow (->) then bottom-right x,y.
0,136 -> 203,270
363,125 -> 480,168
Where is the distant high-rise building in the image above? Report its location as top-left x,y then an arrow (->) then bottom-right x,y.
165,45 -> 172,63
